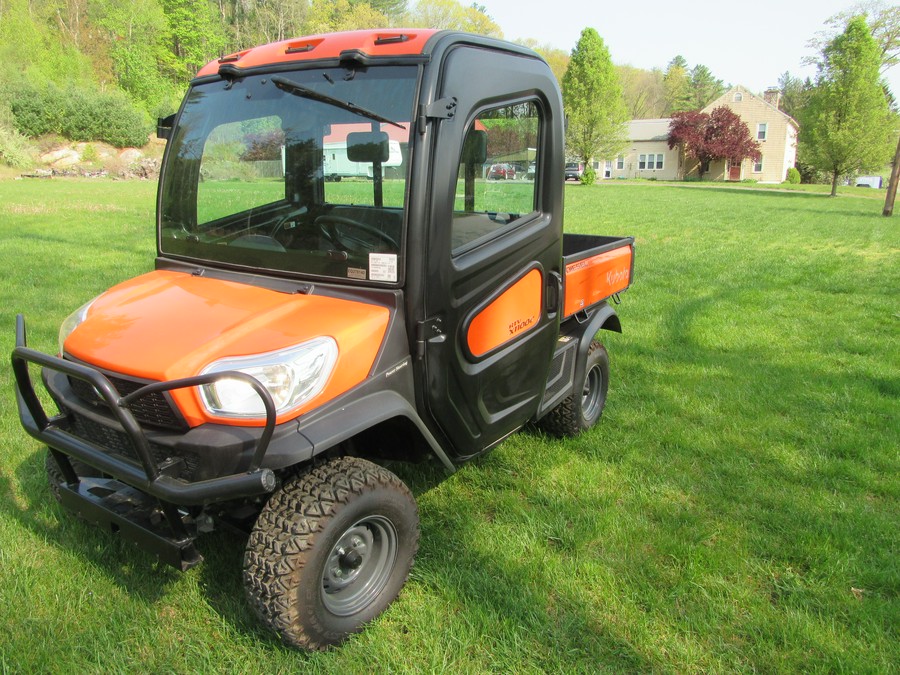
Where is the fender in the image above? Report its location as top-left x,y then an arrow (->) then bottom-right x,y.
295,388 -> 456,472
567,301 -> 621,411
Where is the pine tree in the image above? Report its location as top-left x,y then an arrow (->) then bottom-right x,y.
688,64 -> 726,109
801,16 -> 894,195
663,55 -> 692,114
561,27 -> 629,184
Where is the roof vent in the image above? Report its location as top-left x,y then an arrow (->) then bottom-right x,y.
285,38 -> 324,55
219,49 -> 250,64
374,34 -> 410,46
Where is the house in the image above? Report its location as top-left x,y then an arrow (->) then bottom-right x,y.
600,86 -> 799,183
693,85 -> 799,183
601,119 -> 682,181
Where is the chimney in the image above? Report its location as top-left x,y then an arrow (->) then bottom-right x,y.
763,88 -> 781,109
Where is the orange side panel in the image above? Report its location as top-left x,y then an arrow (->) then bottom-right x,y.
466,269 -> 543,358
196,29 -> 440,77
563,246 -> 633,318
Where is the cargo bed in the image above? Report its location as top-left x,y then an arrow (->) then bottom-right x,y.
561,234 -> 634,318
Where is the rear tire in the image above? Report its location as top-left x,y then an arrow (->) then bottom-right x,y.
243,456 -> 419,650
538,340 -> 609,437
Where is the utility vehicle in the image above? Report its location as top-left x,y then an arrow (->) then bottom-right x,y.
12,29 -> 634,649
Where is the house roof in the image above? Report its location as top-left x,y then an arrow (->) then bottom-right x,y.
702,85 -> 799,130
627,119 -> 672,142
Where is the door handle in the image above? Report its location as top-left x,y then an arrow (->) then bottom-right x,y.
545,271 -> 563,317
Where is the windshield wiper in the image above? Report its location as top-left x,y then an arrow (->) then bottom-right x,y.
271,75 -> 406,130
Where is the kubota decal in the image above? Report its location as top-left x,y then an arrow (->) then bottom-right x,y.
563,246 -> 632,317
466,269 -> 542,358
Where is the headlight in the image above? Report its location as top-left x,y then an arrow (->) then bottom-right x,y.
199,338 -> 338,418
58,297 -> 97,354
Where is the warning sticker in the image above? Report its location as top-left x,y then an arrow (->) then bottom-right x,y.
369,253 -> 398,282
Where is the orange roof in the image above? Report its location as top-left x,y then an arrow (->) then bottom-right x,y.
197,29 -> 440,78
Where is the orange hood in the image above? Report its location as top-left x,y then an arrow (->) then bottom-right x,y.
64,270 -> 390,426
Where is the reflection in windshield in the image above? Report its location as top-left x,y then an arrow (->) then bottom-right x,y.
158,66 -> 417,284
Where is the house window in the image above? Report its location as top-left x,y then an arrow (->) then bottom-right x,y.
639,154 -> 663,170
753,158 -> 763,173
757,123 -> 767,141
734,92 -> 743,102
616,155 -> 624,170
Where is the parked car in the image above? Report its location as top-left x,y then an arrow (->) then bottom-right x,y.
488,163 -> 516,180
565,162 -> 582,181
855,176 -> 883,188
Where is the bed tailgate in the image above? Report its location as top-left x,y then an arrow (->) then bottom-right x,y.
561,234 -> 635,318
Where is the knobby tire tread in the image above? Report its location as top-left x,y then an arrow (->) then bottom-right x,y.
243,456 -> 418,650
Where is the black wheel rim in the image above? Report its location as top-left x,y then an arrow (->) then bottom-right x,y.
582,364 -> 603,422
321,515 -> 398,616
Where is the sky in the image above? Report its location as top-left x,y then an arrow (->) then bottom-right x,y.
478,0 -> 900,98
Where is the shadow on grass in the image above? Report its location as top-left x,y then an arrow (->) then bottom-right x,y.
668,184 -> 831,199
4,449 -> 180,603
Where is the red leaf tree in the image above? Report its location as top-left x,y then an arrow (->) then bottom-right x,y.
668,106 -> 761,178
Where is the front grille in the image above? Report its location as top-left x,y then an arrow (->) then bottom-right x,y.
66,410 -> 199,481
68,373 -> 187,431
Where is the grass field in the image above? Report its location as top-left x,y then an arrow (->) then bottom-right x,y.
0,179 -> 897,672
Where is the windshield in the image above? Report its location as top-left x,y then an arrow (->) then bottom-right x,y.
159,65 -> 417,284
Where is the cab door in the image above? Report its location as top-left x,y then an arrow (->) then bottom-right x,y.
420,46 -> 565,460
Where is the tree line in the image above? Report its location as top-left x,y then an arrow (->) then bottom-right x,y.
562,1 -> 898,193
0,0 -> 503,162
0,0 -> 897,192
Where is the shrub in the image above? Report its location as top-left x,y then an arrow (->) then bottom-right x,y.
0,99 -> 33,168
10,82 -> 150,148
80,143 -> 99,163
580,166 -> 596,185
786,167 -> 801,184
0,125 -> 33,168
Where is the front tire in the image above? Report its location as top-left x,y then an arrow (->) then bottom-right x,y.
538,340 -> 609,437
243,457 -> 419,650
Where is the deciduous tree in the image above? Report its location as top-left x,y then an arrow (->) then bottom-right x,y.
618,65 -> 666,119
304,0 -> 387,35
806,1 -> 900,74
668,106 -> 761,179
801,16 -> 894,195
406,0 -> 502,38
562,27 -> 628,184
517,38 -> 569,85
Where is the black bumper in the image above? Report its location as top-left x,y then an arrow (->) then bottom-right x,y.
11,314 -> 281,568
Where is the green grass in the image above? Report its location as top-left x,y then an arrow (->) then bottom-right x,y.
0,178 -> 897,672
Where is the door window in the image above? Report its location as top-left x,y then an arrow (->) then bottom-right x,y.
451,101 -> 541,252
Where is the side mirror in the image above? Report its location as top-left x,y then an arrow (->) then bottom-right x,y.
347,131 -> 389,163
157,114 -> 176,141
461,130 -> 487,165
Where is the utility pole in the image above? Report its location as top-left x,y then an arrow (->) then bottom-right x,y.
883,134 -> 900,216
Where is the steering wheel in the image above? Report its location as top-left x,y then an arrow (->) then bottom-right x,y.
315,215 -> 398,255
